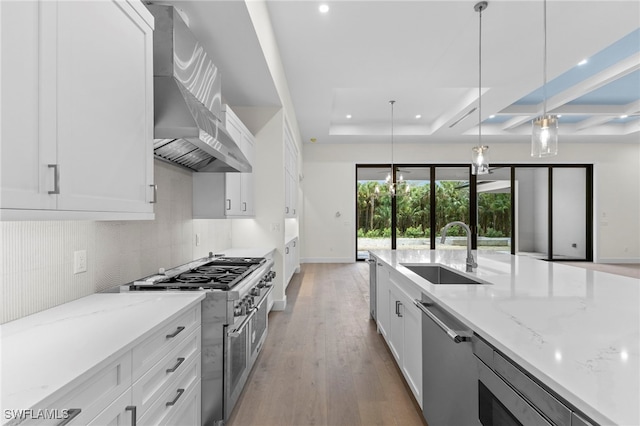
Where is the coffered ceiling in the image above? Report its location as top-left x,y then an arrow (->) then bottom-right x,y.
162,1 -> 640,145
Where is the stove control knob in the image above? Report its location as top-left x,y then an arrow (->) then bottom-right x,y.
250,287 -> 261,296
245,297 -> 253,308
234,305 -> 243,316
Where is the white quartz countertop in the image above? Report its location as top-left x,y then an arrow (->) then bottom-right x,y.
370,249 -> 639,426
0,292 -> 205,418
216,247 -> 275,258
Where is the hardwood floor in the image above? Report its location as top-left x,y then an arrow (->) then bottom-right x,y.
227,263 -> 426,426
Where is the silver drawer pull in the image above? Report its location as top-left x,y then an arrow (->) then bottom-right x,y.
125,406 -> 137,426
166,326 -> 185,339
414,299 -> 471,343
166,388 -> 185,407
57,408 -> 81,426
166,357 -> 185,373
226,199 -> 231,210
150,184 -> 157,203
48,164 -> 60,195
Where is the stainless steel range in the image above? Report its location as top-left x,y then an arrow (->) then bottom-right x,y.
125,253 -> 275,426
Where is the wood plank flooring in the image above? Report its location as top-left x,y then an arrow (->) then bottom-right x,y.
227,263 -> 426,426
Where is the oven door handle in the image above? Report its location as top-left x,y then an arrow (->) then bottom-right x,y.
228,307 -> 257,338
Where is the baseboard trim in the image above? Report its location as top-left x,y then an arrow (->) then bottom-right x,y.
272,297 -> 287,311
302,257 -> 353,264
596,257 -> 640,264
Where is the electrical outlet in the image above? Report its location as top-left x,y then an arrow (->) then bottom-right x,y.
74,250 -> 87,274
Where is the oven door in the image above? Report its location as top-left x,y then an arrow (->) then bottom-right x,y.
477,359 -> 553,426
250,286 -> 273,364
224,308 -> 255,420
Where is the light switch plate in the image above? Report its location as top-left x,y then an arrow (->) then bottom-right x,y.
74,250 -> 87,274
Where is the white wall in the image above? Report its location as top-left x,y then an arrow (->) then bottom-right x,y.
0,161 -> 232,323
534,168 -> 549,254
301,141 -> 640,264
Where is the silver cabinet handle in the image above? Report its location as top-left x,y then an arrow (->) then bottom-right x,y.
285,247 -> 289,254
226,199 -> 231,210
414,299 -> 471,343
149,184 -> 157,203
293,209 -> 296,215
57,408 -> 81,425
293,240 -> 296,247
125,406 -> 137,426
285,206 -> 289,214
242,201 -> 247,212
377,263 -> 383,266
397,301 -> 403,317
48,164 -> 60,194
166,388 -> 185,407
166,357 -> 185,373
166,326 -> 185,339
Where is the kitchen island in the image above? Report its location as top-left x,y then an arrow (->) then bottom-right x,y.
370,249 -> 639,426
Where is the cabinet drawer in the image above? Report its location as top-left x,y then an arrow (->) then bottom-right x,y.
132,326 -> 201,418
137,355 -> 201,426
132,304 -> 200,381
163,379 -> 201,426
87,388 -> 134,426
21,351 -> 132,425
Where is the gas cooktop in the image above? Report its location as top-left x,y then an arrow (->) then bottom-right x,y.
129,257 -> 267,291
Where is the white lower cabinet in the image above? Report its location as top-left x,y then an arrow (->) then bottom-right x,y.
376,264 -> 422,407
16,303 -> 202,426
284,237 -> 299,288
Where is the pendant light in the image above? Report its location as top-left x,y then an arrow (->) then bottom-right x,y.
386,100 -> 397,195
472,1 -> 490,175
531,0 -> 558,157
383,100 -> 410,196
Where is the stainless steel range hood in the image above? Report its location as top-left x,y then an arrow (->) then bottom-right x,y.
148,4 -> 250,173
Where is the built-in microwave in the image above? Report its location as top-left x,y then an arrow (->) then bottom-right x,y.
474,336 -> 595,426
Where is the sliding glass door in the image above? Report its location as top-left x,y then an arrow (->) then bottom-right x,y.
395,167 -> 431,250
356,166 -> 392,260
356,164 -> 592,261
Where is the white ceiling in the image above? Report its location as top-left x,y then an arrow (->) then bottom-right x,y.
162,1 -> 640,145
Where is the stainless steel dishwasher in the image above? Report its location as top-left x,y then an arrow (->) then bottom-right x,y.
414,294 -> 481,426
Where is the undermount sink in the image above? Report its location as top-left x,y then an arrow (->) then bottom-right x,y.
402,264 -> 485,285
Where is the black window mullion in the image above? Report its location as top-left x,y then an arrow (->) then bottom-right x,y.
470,167 -> 478,249
510,166 -> 516,255
430,167 -> 436,249
548,166 -> 553,261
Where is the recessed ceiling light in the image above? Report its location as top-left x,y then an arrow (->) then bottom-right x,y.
489,114 -> 496,119
319,4 -> 329,13
620,114 -> 628,119
557,114 -> 563,118
346,114 -> 352,119
577,59 -> 588,66
415,114 -> 422,119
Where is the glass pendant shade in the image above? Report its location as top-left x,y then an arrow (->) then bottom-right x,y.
472,145 -> 490,175
531,114 -> 558,157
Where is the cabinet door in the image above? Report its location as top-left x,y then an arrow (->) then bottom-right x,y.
387,285 -> 404,364
375,263 -> 391,339
0,1 -> 56,210
55,0 -> 153,213
401,294 -> 422,406
225,173 -> 243,216
241,132 -> 255,215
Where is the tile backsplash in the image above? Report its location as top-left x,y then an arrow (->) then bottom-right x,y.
0,161 -> 231,323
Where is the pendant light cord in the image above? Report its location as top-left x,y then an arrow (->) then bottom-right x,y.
478,4 -> 483,149
542,0 -> 548,116
390,100 -> 395,181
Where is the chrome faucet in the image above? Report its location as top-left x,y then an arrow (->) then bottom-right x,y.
440,221 -> 477,272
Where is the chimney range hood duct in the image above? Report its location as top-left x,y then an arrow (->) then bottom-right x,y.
148,4 -> 250,173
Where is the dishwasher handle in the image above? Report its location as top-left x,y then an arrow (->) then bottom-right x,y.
414,299 -> 471,344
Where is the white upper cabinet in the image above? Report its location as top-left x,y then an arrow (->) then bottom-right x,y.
0,0 -> 155,220
284,121 -> 298,218
192,105 -> 255,218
